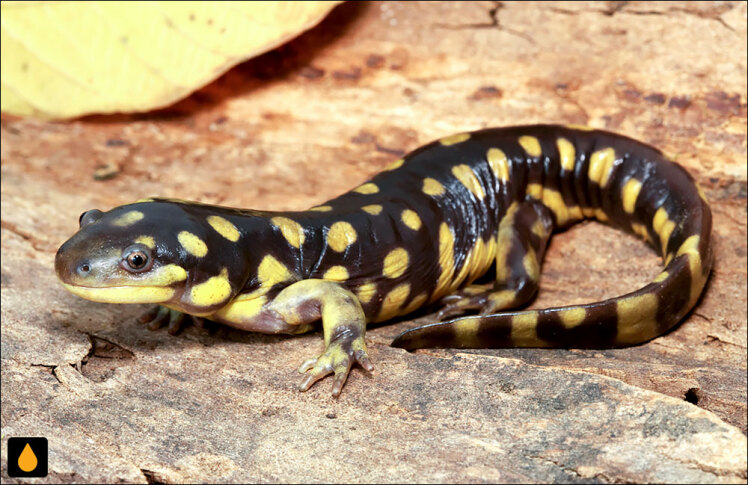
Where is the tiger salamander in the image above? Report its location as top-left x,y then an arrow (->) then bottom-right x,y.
55,125 -> 713,396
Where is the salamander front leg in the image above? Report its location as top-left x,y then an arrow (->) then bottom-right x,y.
138,305 -> 204,334
267,279 -> 374,397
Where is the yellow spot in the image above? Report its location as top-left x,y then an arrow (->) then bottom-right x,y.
652,207 -> 676,258
588,148 -> 617,187
654,271 -> 669,283
310,205 -> 333,212
556,138 -> 576,172
190,268 -> 232,307
621,178 -> 643,214
559,307 -> 586,328
403,292 -> 429,314
135,198 -> 154,203
354,183 -> 379,194
384,158 -> 405,171
631,223 -> 651,243
616,293 -> 658,344
207,215 -> 240,242
356,282 -> 377,304
111,210 -> 144,227
18,443 -> 38,472
453,318 -> 481,346
323,266 -> 349,281
377,283 -> 411,321
511,312 -> 546,346
518,135 -> 542,158
135,235 -> 155,248
383,248 -> 409,278
565,124 -> 595,131
523,250 -> 540,281
362,204 -> 383,215
487,147 -> 510,182
422,177 -> 445,196
178,231 -> 208,258
452,164 -> 485,199
213,296 -> 267,325
149,264 -> 188,286
327,221 -> 357,252
594,209 -> 609,222
401,209 -> 422,231
440,133 -> 470,146
271,217 -> 305,248
257,255 -> 293,286
434,223 -> 455,299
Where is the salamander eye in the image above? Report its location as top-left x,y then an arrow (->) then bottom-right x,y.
121,245 -> 153,273
79,209 -> 104,227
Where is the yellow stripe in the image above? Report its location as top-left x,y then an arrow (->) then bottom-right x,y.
616,293 -> 658,344
487,147 -> 510,182
621,178 -> 642,214
556,138 -> 576,172
588,148 -> 616,187
452,164 -> 485,199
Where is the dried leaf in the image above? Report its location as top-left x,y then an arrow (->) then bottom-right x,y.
0,1 -> 342,119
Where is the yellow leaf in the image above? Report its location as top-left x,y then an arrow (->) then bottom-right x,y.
0,0 -> 342,119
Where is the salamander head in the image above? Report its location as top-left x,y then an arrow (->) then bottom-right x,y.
55,201 -> 249,315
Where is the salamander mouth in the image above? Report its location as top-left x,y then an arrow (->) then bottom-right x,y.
59,282 -> 175,304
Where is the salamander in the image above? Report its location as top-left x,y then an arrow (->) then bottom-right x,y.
55,125 -> 713,396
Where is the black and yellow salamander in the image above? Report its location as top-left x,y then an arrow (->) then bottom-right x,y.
55,125 -> 713,396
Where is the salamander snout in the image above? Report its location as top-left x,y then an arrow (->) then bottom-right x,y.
55,239 -> 89,284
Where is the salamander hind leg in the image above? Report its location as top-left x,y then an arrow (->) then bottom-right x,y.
436,200 -> 554,320
267,279 -> 374,397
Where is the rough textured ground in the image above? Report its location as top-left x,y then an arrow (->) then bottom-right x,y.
2,1 -> 746,483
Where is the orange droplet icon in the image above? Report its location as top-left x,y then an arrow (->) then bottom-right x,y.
18,443 -> 38,472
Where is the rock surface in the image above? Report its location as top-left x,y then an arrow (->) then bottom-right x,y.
2,1 -> 746,483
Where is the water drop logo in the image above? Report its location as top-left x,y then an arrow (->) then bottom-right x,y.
7,437 -> 48,477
